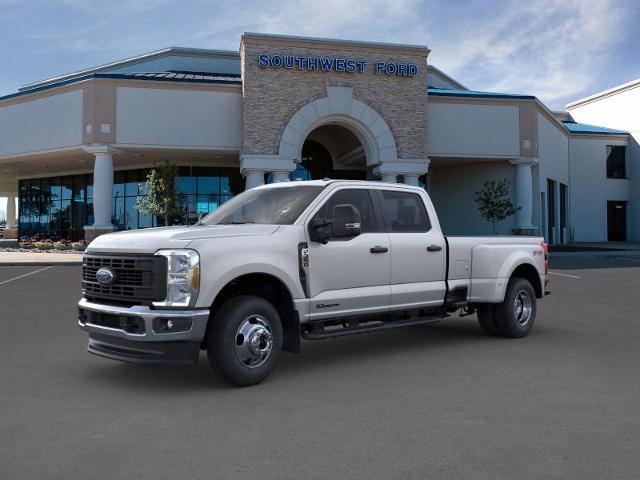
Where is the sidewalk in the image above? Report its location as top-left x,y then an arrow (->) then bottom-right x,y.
549,242 -> 640,258
0,251 -> 83,266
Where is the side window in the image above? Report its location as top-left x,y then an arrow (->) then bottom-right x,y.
606,145 -> 626,179
314,189 -> 381,233
381,190 -> 431,233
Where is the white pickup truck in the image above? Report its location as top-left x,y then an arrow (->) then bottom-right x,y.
78,180 -> 549,386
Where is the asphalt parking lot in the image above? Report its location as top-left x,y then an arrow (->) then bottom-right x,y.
1,257 -> 639,479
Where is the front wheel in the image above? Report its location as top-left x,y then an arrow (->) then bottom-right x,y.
478,277 -> 537,338
206,295 -> 283,386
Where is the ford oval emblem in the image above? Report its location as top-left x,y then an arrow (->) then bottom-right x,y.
95,267 -> 115,285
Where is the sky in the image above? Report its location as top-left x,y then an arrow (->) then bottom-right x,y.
1,0 -> 640,214
1,0 -> 639,108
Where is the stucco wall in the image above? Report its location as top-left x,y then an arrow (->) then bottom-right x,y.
240,36 -> 428,159
536,112 -> 569,241
429,161 -> 517,236
0,90 -> 83,157
115,87 -> 242,148
568,86 -> 639,241
569,136 -> 630,242
427,102 -> 520,157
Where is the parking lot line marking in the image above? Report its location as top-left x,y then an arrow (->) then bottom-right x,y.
0,266 -> 52,287
548,271 -> 581,279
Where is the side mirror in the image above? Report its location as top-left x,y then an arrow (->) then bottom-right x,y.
309,217 -> 332,244
331,204 -> 361,238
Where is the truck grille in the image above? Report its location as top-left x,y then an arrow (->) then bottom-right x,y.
82,254 -> 167,304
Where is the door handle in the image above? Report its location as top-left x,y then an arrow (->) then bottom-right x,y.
426,245 -> 442,252
370,246 -> 389,254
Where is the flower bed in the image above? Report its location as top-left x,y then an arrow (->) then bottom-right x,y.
0,237 -> 87,254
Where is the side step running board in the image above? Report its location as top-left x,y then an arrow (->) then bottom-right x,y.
302,316 -> 442,340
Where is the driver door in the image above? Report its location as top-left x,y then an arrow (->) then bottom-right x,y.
305,187 -> 391,321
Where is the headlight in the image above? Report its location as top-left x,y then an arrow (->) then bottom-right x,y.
153,249 -> 200,307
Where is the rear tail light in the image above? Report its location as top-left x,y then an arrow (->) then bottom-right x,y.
542,242 -> 549,274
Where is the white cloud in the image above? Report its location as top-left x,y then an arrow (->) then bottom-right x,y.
184,0 -> 632,107
425,0 -> 631,107
4,0 -> 634,109
189,0 -> 427,46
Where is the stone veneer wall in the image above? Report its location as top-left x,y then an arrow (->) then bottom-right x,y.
240,36 -> 429,160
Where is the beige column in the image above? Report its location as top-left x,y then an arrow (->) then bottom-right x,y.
271,171 -> 290,183
380,174 -> 397,183
6,196 -> 16,229
403,174 -> 420,187
244,170 -> 265,190
84,145 -> 118,241
509,157 -> 539,234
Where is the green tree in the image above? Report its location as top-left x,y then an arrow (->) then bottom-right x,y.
135,160 -> 178,226
474,179 -> 520,235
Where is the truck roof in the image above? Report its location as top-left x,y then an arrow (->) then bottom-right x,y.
255,179 -> 425,192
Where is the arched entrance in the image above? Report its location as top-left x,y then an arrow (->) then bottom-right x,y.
298,124 -> 367,180
240,86 -> 427,189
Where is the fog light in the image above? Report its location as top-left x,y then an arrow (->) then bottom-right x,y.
153,318 -> 192,333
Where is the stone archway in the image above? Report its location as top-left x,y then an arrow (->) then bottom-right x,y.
240,85 -> 429,188
278,86 -> 398,168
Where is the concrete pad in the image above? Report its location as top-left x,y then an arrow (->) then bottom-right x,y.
0,251 -> 83,265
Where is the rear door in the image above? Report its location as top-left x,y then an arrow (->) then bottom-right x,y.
377,189 -> 446,309
305,187 -> 391,320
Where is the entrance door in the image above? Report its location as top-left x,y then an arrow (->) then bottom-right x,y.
607,201 -> 627,241
301,125 -> 368,180
547,179 -> 556,244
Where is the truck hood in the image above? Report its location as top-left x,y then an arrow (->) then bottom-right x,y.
87,224 -> 280,254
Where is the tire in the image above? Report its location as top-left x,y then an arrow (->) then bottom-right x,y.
491,277 -> 537,338
476,304 -> 500,336
206,295 -> 283,386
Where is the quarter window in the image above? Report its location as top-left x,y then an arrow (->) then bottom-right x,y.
381,190 -> 431,233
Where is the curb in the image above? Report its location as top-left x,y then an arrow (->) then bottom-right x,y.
549,251 -> 640,258
0,262 -> 82,266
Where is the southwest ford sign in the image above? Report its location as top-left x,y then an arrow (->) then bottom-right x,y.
257,54 -> 418,77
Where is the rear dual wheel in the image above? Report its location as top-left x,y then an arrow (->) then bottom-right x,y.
477,277 -> 537,338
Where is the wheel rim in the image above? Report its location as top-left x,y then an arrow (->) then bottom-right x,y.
513,290 -> 532,326
234,315 -> 273,368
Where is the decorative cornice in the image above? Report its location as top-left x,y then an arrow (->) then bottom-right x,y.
509,157 -> 539,166
241,32 -> 430,56
83,144 -> 121,155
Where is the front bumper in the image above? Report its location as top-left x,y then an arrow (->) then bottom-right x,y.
78,298 -> 210,365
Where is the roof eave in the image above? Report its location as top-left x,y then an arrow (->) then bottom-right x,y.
19,47 -> 240,92
565,78 -> 640,109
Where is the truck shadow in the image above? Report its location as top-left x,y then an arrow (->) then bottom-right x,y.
84,318 -> 536,391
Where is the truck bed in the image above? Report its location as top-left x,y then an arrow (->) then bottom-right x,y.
446,236 -> 545,303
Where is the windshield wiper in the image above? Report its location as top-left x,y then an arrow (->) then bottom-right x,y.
219,220 -> 255,225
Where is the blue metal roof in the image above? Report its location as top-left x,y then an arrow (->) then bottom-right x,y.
562,121 -> 628,135
0,71 -> 242,102
427,87 -> 535,100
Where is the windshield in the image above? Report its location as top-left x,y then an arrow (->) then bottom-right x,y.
201,185 -> 325,225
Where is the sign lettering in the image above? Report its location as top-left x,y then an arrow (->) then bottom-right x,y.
257,54 -> 417,77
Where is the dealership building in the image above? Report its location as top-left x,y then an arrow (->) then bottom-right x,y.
0,33 -> 636,243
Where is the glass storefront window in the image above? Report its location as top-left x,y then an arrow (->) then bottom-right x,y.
18,166 -> 243,240
198,175 -> 219,195
176,176 -> 197,195
125,171 -> 140,197
62,178 -> 73,200
125,197 -> 138,230
113,171 -> 126,198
